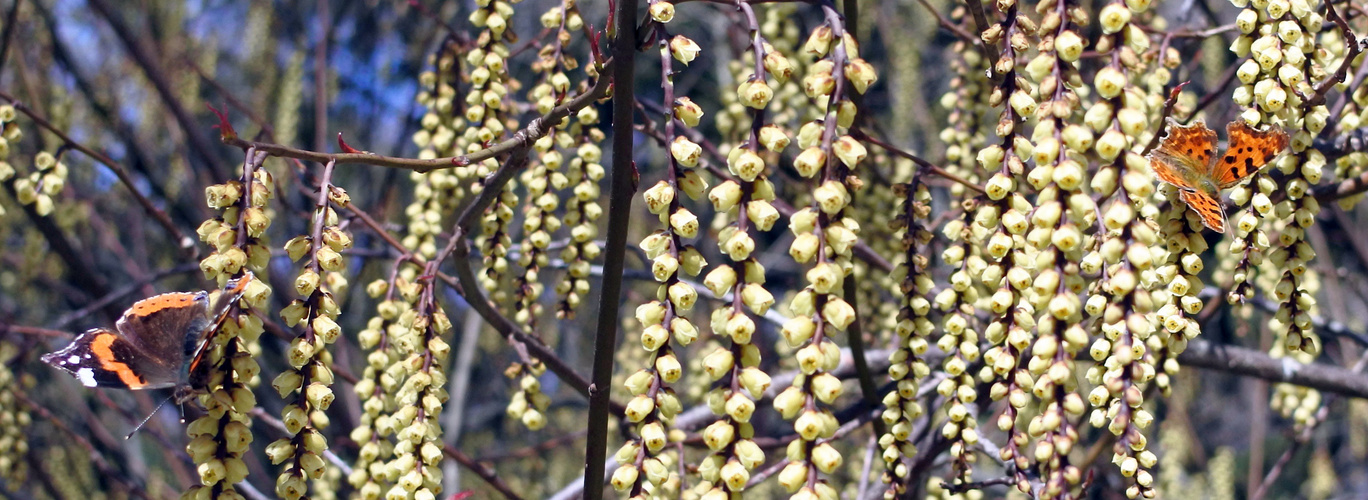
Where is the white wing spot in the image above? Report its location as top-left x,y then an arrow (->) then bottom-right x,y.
75,368 -> 98,387
67,355 -> 81,364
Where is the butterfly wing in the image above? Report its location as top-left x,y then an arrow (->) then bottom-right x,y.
1213,121 -> 1289,189
115,291 -> 212,375
42,328 -> 180,389
1149,119 -> 1218,190
1160,119 -> 1218,170
1149,149 -> 1201,189
185,272 -> 256,378
1178,189 -> 1228,233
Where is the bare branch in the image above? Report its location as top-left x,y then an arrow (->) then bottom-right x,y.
1177,339 -> 1368,399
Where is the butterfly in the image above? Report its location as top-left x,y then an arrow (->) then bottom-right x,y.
42,272 -> 255,402
1148,118 -> 1289,233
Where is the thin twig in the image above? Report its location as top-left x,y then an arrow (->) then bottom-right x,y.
13,390 -> 147,498
442,444 -> 525,500
1185,61 -> 1241,123
915,0 -> 979,45
853,128 -> 988,194
940,476 -> 1018,494
1313,166 -> 1368,202
1177,339 -> 1368,399
1142,81 -> 1191,155
1297,0 -> 1362,108
963,0 -> 999,69
220,60 -> 613,173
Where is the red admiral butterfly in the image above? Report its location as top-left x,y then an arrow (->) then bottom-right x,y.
42,272 -> 255,400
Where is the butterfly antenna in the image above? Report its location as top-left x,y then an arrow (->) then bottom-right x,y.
125,395 -> 174,440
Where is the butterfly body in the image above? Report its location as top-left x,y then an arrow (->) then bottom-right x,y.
1147,119 -> 1289,233
42,273 -> 254,399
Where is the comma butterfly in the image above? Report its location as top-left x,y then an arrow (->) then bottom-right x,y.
1147,118 -> 1289,233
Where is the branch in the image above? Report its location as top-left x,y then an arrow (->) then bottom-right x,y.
1329,49 -> 1368,121
1177,339 -> 1368,399
963,0 -> 1000,69
1142,81 -> 1190,155
584,1 -> 639,496
1313,162 -> 1368,202
442,444 -> 525,500
842,277 -> 887,438
914,0 -> 979,46
1296,0 -> 1362,109
1185,61 -> 1241,123
853,128 -> 988,195
12,390 -> 147,498
220,63 -> 613,172
940,476 -> 1018,494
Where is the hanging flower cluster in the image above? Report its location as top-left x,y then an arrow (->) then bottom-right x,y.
692,5 -> 785,497
0,342 -> 28,489
878,177 -> 933,497
379,274 -> 453,500
269,161 -> 351,498
773,10 -> 872,498
187,150 -> 274,500
611,6 -> 704,496
409,43 -> 468,260
347,272 -> 411,498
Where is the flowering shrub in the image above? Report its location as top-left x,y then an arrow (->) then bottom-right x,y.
2,1 -> 1368,499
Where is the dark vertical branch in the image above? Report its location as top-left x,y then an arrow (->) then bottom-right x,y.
583,0 -> 639,497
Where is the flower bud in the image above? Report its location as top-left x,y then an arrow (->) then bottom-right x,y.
724,231 -> 756,260
1053,32 -> 1085,63
704,348 -> 735,380
833,136 -> 867,168
846,58 -> 877,94
668,281 -> 698,310
759,124 -> 790,152
1094,67 -> 1127,99
814,180 -> 849,214
741,283 -> 774,314
748,200 -> 780,231
643,181 -> 675,214
804,26 -> 834,56
729,149 -> 765,181
669,208 -> 699,238
738,79 -> 774,109
670,136 -> 702,168
674,97 -> 703,127
624,395 -> 656,422
1099,4 -> 1131,33
783,236 -> 820,270
764,51 -> 793,81
649,1 -> 674,22
678,170 -> 708,199
669,35 -> 700,65
709,180 -> 743,212
794,147 -> 827,178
